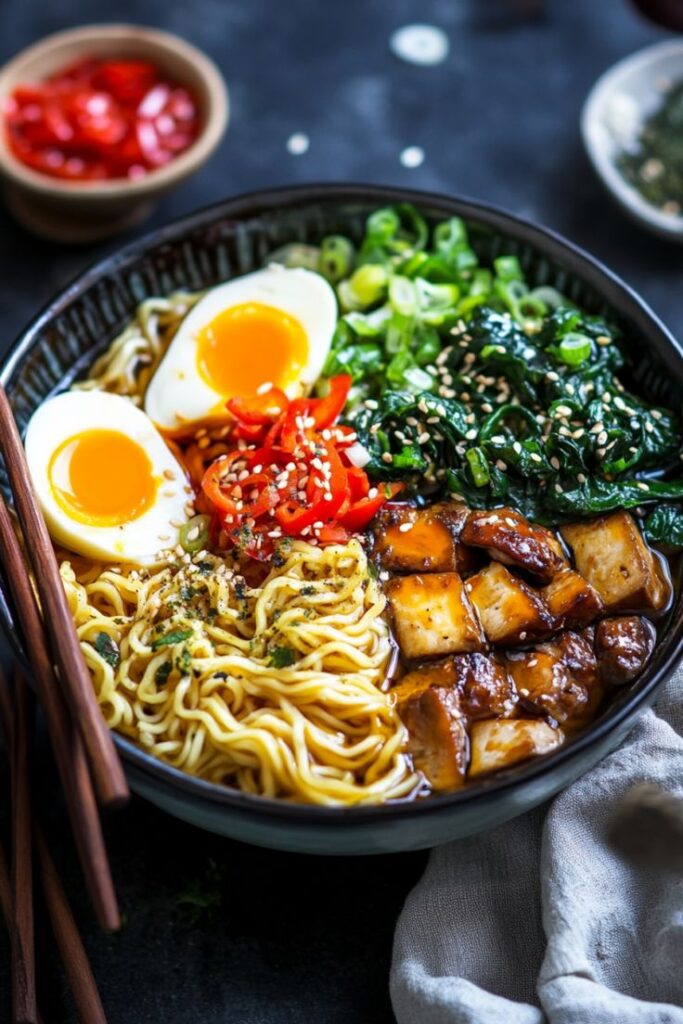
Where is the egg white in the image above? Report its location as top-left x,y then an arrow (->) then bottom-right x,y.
25,391 -> 191,565
144,266 -> 337,429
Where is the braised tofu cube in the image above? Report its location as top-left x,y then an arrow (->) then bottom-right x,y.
466,562 -> 554,646
541,568 -> 604,628
386,573 -> 485,661
506,631 -> 600,728
594,615 -> 656,685
401,687 -> 468,791
468,719 -> 563,778
461,507 -> 566,582
372,501 -> 478,574
450,652 -> 517,720
391,653 -> 516,720
561,511 -> 670,612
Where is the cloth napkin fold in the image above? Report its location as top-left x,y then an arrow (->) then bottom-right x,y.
391,668 -> 683,1024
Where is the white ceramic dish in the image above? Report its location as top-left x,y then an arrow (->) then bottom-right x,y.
581,39 -> 683,241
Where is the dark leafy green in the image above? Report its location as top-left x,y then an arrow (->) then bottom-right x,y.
94,632 -> 119,668
151,629 -> 193,650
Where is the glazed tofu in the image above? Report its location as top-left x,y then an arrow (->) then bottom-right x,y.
468,719 -> 563,778
386,573 -> 485,661
391,653 -> 516,720
541,568 -> 604,628
466,561 -> 554,646
372,501 -> 478,574
506,631 -> 600,728
401,687 -> 468,791
461,507 -> 566,582
561,511 -> 670,613
594,615 -> 656,685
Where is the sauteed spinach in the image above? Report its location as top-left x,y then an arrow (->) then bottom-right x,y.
276,204 -> 683,546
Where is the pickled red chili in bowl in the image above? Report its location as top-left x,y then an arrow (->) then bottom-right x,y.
3,56 -> 201,182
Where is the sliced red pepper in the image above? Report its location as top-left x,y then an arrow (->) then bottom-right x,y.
317,525 -> 351,545
280,397 -> 310,453
227,386 -> 289,425
340,482 -> 404,532
346,465 -> 370,502
235,421 -> 266,442
309,374 -> 352,429
201,454 -> 244,517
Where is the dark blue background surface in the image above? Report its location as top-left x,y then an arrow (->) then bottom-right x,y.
0,1 -> 678,1021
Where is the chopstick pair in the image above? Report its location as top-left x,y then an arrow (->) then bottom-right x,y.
0,382 -> 128,930
0,669 -> 107,1024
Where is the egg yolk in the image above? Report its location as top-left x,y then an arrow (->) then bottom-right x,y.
196,302 -> 308,397
48,429 -> 156,527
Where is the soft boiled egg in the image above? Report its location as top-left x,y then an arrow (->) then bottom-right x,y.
25,391 -> 190,565
144,266 -> 337,430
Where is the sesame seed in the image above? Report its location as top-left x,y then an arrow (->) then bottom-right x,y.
513,441 -> 522,454
550,456 -> 561,470
590,423 -> 604,434
256,381 -> 273,394
573,429 -> 585,439
481,403 -> 493,413
530,452 -> 542,463
382,452 -> 394,464
597,431 -> 608,446
546,371 -> 559,382
651,409 -> 663,420
645,421 -> 655,434
418,432 -> 431,445
554,483 -> 563,493
465,428 -> 478,440
636,482 -> 650,491
577,473 -> 586,484
398,522 -> 414,533
596,335 -> 611,346
565,384 -> 575,395
365,399 -> 379,410
555,405 -> 573,417
495,459 -> 507,471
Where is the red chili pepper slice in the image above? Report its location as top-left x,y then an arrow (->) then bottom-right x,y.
227,386 -> 289,425
309,374 -> 352,429
340,483 -> 404,532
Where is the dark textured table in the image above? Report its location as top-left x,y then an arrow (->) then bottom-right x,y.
0,1 -> 678,1021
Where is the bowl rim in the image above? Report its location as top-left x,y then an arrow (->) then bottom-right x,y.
581,37 -> 683,239
0,23 -> 229,199
2,181 -> 682,826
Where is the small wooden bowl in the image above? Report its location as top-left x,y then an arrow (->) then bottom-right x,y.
0,24 -> 229,242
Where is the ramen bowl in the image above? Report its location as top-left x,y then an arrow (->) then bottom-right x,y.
1,184 -> 682,854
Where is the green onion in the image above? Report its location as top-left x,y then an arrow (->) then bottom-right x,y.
414,330 -> 441,366
403,366 -> 435,392
389,275 -> 418,315
266,243 -> 321,271
345,264 -> 388,307
494,255 -> 523,281
556,332 -> 592,366
320,235 -> 354,282
465,447 -> 490,486
179,514 -> 211,554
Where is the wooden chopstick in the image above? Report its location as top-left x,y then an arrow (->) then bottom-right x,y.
0,496 -> 120,931
0,840 -> 45,1024
0,673 -> 108,1024
0,384 -> 128,809
34,828 -> 108,1024
0,671 -> 37,1024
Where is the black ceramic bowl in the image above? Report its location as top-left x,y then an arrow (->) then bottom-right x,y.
1,184 -> 682,854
